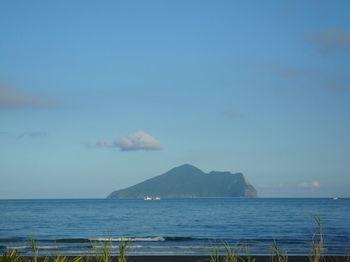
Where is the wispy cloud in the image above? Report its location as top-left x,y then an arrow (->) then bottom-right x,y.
325,78 -> 350,92
87,131 -> 162,152
307,28 -> 350,53
0,131 -> 47,139
298,180 -> 321,189
265,64 -> 350,93
257,180 -> 325,197
0,85 -> 53,109
93,139 -> 114,148
221,110 -> 244,121
257,181 -> 321,190
17,131 -> 47,139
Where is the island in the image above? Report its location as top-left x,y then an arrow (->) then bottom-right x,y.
107,164 -> 257,199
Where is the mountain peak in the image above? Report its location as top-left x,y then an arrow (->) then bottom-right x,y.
172,164 -> 203,173
108,164 -> 257,199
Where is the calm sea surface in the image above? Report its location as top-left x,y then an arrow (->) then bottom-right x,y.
0,198 -> 349,256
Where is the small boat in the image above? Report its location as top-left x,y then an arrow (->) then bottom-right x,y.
143,196 -> 161,200
333,197 -> 339,200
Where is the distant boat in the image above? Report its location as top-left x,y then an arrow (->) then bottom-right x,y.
333,197 -> 339,200
143,196 -> 161,201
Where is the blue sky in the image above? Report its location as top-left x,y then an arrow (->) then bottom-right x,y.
1,0 -> 349,198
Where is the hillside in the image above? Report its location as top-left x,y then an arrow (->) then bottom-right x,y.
107,164 -> 257,199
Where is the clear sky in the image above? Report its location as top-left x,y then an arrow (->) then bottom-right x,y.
1,0 -> 349,198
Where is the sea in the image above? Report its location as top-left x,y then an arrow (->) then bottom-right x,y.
0,198 -> 349,256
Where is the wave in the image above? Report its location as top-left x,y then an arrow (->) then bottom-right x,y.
91,236 -> 197,242
164,237 -> 194,241
44,237 -> 337,245
6,245 -> 60,250
3,246 -> 29,250
56,238 -> 91,243
0,236 -> 196,244
0,237 -> 27,243
90,237 -> 166,242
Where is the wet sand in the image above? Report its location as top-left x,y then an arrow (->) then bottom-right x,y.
20,256 -> 350,262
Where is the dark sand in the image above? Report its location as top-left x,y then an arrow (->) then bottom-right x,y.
21,256 -> 349,262
122,256 -> 348,262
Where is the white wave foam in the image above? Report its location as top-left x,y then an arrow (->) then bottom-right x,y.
37,246 -> 59,250
7,245 -> 59,250
90,237 -> 165,242
6,246 -> 28,250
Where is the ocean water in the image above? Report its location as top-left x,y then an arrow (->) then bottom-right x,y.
0,198 -> 349,256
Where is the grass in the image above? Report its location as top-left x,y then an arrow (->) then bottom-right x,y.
0,250 -> 22,262
0,239 -> 129,262
93,238 -> 128,262
93,238 -> 112,262
223,242 -> 238,262
52,256 -> 68,262
243,246 -> 256,262
209,245 -> 220,262
118,239 -> 128,262
309,216 -> 325,262
30,239 -> 38,262
271,240 -> 288,262
208,216 -> 334,262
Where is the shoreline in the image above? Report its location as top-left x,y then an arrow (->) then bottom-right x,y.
17,256 -> 350,262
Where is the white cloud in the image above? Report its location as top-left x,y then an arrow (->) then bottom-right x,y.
88,131 -> 162,151
115,131 -> 161,151
298,180 -> 321,189
311,180 -> 320,188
